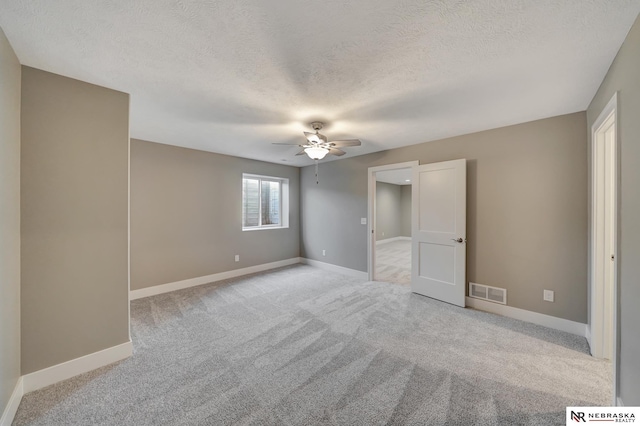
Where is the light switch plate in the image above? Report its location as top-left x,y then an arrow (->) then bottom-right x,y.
361,218 -> 367,225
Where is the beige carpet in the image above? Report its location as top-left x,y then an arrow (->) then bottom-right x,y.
13,265 -> 611,425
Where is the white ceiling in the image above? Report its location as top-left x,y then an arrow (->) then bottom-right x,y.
1,1 -> 639,167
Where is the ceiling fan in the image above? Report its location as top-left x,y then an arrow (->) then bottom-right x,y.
274,122 -> 361,160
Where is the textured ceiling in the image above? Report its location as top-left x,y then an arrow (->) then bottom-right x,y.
1,1 -> 639,166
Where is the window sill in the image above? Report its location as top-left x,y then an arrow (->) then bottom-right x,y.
242,226 -> 289,232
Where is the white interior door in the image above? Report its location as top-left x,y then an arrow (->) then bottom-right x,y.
411,159 -> 466,307
593,108 -> 616,360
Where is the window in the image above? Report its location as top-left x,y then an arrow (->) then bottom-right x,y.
242,174 -> 289,230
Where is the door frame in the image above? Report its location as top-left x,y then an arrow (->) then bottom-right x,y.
367,161 -> 419,281
589,91 -> 618,405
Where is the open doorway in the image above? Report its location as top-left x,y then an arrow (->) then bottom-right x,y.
368,161 -> 418,284
375,170 -> 412,284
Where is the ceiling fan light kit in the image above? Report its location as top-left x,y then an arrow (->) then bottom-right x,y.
304,146 -> 329,160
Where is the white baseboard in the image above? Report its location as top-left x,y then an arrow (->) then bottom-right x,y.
1,342 -> 133,423
465,297 -> 588,337
376,236 -> 411,245
585,325 -> 592,354
300,258 -> 368,280
130,257 -> 302,300
0,377 -> 23,426
22,341 -> 133,393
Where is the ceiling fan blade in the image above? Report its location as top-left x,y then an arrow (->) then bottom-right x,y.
272,142 -> 303,146
304,131 -> 322,144
328,148 -> 346,156
295,149 -> 307,156
329,139 -> 361,147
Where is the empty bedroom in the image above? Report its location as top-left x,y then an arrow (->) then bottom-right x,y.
1,1 -> 640,425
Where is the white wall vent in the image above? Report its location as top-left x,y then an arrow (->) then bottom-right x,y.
469,282 -> 507,305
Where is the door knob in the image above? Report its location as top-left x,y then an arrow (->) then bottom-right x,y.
451,238 -> 466,243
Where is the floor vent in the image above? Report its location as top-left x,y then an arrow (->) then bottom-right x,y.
469,282 -> 507,305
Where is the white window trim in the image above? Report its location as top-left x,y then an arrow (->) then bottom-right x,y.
242,173 -> 289,231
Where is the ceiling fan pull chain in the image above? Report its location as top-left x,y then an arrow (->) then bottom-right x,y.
315,160 -> 319,184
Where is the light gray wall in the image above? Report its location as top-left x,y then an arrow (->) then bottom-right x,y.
375,182 -> 411,241
587,13 -> 640,406
0,26 -> 21,414
301,112 -> 587,323
130,139 -> 300,290
21,67 -> 130,374
375,182 -> 402,241
400,185 -> 412,237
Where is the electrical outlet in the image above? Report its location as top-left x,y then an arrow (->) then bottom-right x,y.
382,231 -> 385,237
361,218 -> 367,225
322,250 -> 326,256
543,290 -> 554,302
234,255 -> 239,262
